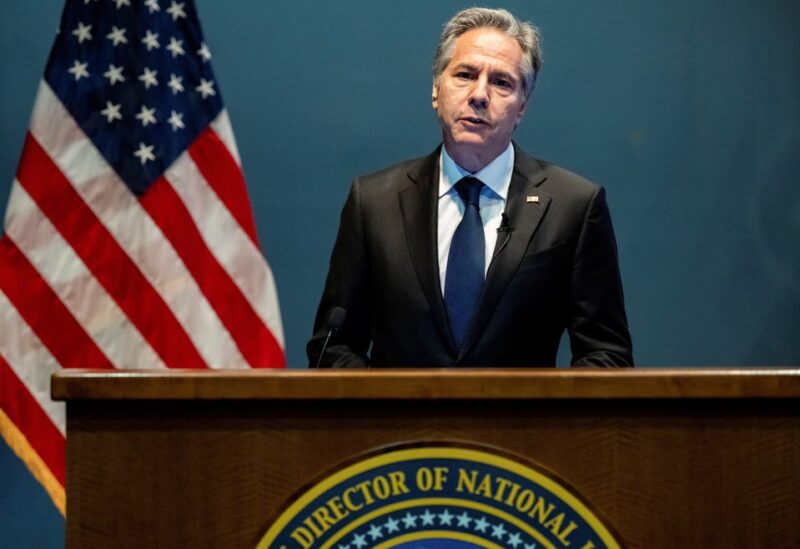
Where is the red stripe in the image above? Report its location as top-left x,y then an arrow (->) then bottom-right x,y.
188,128 -> 259,245
0,238 -> 112,369
0,354 -> 65,485
16,134 -> 207,369
140,177 -> 285,367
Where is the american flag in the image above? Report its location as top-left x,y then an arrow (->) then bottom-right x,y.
0,0 -> 285,514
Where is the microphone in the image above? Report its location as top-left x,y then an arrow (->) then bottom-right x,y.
492,213 -> 514,262
315,307 -> 346,368
497,212 -> 514,234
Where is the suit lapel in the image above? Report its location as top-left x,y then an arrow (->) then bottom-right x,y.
399,148 -> 458,354
458,146 -> 551,361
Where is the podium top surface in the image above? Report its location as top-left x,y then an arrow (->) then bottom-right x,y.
51,368 -> 800,400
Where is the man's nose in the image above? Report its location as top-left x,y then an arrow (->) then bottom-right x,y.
468,77 -> 489,110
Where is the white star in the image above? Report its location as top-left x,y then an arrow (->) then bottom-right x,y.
83,0 -> 98,4
166,1 -> 187,21
350,534 -> 367,549
195,78 -> 216,99
68,60 -> 89,81
141,30 -> 160,51
133,142 -> 156,165
167,110 -> 184,131
100,101 -> 122,123
71,22 -> 92,43
490,522 -> 507,539
167,73 -> 184,95
144,0 -> 160,13
139,67 -> 159,89
106,26 -> 128,46
197,42 -> 211,62
438,509 -> 454,526
420,509 -> 435,526
507,532 -> 523,548
383,516 -> 400,533
366,524 -> 383,541
114,0 -> 131,8
524,543 -> 537,549
473,516 -> 489,532
400,512 -> 417,529
166,37 -> 185,58
135,105 -> 157,127
456,511 -> 472,528
103,64 -> 125,86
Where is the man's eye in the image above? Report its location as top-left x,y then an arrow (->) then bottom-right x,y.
456,72 -> 474,80
494,79 -> 511,88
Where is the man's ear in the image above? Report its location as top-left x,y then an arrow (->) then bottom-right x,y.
515,97 -> 528,127
431,81 -> 439,110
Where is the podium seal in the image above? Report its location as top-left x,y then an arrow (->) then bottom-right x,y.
257,444 -> 622,549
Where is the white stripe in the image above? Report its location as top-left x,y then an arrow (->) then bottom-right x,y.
0,289 -> 66,435
165,151 -> 285,348
28,80 -> 248,369
208,112 -> 285,346
4,182 -> 166,370
210,110 -> 241,167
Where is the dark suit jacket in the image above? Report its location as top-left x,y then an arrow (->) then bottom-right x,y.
308,144 -> 633,367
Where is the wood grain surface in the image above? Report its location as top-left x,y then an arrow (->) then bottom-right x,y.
52,367 -> 800,400
56,370 -> 800,548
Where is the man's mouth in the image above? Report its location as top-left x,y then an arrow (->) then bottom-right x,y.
460,116 -> 489,126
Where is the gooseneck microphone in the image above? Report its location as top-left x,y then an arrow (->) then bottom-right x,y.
314,307 -> 346,368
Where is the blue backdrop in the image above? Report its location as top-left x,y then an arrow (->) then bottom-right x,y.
2,1 -> 799,545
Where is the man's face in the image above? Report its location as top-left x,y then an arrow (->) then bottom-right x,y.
432,28 -> 528,171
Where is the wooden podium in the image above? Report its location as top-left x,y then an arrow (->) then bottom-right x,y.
52,368 -> 800,548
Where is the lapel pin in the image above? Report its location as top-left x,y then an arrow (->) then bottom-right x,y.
526,196 -> 539,203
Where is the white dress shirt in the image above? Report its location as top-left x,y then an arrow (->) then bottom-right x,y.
437,143 -> 514,295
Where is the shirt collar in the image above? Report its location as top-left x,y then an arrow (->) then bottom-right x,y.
438,143 -> 515,200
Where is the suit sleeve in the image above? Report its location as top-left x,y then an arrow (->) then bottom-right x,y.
307,179 -> 373,368
568,186 -> 634,367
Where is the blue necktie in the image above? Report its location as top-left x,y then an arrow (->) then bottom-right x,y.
444,176 -> 485,350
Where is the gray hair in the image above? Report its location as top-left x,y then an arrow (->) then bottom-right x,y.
432,7 -> 542,97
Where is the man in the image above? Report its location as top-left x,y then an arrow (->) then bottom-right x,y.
308,7 -> 633,367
